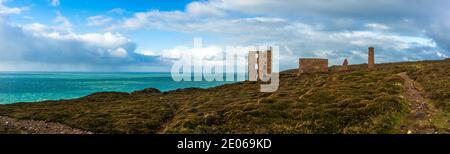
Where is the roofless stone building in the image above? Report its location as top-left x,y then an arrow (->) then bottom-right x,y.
296,47 -> 375,75
298,58 -> 328,75
248,48 -> 272,81
341,58 -> 349,71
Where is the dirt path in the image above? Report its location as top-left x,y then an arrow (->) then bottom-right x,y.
156,99 -> 179,134
397,72 -> 441,134
0,116 -> 92,134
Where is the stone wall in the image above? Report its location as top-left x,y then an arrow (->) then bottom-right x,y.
257,49 -> 272,81
248,48 -> 272,81
248,51 -> 258,81
298,58 -> 328,74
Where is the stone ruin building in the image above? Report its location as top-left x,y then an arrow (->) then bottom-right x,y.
249,46 -> 375,78
248,48 -> 272,81
298,58 -> 328,75
343,58 -> 349,66
329,58 -> 349,72
341,58 -> 349,71
297,47 -> 375,75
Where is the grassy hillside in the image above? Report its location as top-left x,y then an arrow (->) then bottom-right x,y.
0,59 -> 449,134
407,60 -> 450,112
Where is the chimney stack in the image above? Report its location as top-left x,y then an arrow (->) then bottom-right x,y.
368,47 -> 375,69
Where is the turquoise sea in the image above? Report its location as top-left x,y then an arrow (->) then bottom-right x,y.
0,72 -> 235,104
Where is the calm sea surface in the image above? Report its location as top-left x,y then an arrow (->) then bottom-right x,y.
0,72 -> 236,104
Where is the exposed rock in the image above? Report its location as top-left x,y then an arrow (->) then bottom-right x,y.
0,116 -> 92,134
170,87 -> 204,93
131,88 -> 161,95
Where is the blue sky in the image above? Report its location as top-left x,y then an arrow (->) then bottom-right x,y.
0,0 -> 449,72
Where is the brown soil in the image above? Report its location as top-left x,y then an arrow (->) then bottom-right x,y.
0,116 -> 92,134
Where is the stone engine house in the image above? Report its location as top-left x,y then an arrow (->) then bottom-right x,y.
298,58 -> 328,74
248,48 -> 272,81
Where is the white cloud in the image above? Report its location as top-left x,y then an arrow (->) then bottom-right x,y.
137,49 -> 158,56
163,46 -> 224,60
2,0 -> 450,71
87,15 -> 113,27
117,0 -> 449,67
0,1 -> 26,15
203,0 -> 445,18
139,45 -> 226,61
186,1 -> 226,17
105,0 -> 445,68
0,15 -> 163,71
110,48 -> 128,58
51,0 -> 60,7
21,22 -> 135,59
23,24 -> 133,57
145,44 -> 252,72
0,2 -> 170,71
53,11 -> 72,31
365,23 -> 390,30
421,50 -> 448,58
108,8 -> 125,15
111,10 -> 188,30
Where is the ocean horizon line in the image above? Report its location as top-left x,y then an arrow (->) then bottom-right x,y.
0,72 -> 239,104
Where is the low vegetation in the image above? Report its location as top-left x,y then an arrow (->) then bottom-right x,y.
0,59 -> 449,134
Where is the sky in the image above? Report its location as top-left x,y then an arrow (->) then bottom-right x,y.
0,0 -> 449,72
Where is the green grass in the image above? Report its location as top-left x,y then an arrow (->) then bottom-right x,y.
407,60 -> 450,112
0,59 -> 449,134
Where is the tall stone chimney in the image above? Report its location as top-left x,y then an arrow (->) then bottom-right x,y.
267,47 -> 272,75
368,47 -> 375,69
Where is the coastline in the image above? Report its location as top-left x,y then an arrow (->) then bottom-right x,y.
2,59 -> 448,105
0,72 -> 238,104
0,84 -> 233,105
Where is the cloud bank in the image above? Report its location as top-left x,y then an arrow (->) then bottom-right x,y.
0,13 -> 164,71
106,0 -> 448,68
0,0 -> 449,71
